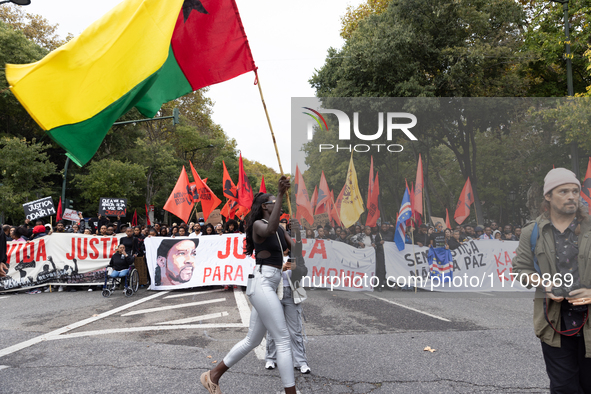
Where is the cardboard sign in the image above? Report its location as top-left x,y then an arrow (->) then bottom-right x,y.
23,197 -> 56,220
98,197 -> 127,217
62,208 -> 80,221
431,216 -> 445,227
197,209 -> 222,225
314,213 -> 330,227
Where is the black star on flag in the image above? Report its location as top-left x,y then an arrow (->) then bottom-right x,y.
183,0 -> 208,23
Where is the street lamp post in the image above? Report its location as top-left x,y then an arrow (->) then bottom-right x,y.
550,0 -> 579,176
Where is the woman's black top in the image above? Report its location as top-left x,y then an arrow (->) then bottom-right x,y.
254,224 -> 287,268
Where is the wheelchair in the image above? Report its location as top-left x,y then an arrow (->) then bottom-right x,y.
102,265 -> 139,298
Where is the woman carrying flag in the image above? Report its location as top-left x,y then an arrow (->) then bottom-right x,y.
201,176 -> 299,394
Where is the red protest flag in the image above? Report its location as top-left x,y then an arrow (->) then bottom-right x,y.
295,165 -> 314,226
414,154 -> 424,217
132,209 -> 138,226
366,172 -> 380,227
310,186 -> 318,213
56,197 -> 63,222
315,171 -> 330,215
454,177 -> 474,225
237,153 -> 253,209
236,204 -> 249,220
446,208 -> 451,229
582,158 -> 591,215
190,162 -> 221,222
329,190 -> 342,226
259,176 -> 267,193
335,184 -> 346,226
220,199 -> 239,219
280,213 -> 290,222
145,204 -> 151,226
222,160 -> 238,201
163,166 -> 194,223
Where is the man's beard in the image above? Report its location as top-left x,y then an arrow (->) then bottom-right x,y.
168,266 -> 194,283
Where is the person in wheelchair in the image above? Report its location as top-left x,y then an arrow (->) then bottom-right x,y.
104,244 -> 134,292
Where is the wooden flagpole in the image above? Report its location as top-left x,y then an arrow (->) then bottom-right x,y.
254,69 -> 293,216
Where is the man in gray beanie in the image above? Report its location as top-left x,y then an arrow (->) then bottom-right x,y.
513,167 -> 591,393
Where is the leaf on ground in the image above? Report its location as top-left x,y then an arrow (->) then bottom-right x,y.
423,346 -> 436,353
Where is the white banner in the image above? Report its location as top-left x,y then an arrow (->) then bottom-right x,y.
144,236 -> 377,291
145,235 -> 256,291
384,239 -> 531,291
299,238 -> 376,291
0,233 -> 124,291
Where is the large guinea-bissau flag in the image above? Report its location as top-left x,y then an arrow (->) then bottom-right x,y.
5,0 -> 256,166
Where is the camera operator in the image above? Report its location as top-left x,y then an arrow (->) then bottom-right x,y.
512,168 -> 591,393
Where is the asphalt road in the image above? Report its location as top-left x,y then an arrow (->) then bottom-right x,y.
0,286 -> 549,394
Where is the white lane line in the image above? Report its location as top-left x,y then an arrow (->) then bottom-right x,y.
156,311 -> 230,325
0,291 -> 169,358
121,298 -> 226,316
0,365 -> 9,370
164,289 -> 225,299
365,293 -> 451,322
0,296 -> 10,300
473,291 -> 494,297
233,287 -> 251,325
233,288 -> 265,360
50,324 -> 246,339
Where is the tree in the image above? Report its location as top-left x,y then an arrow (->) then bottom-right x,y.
519,0 -> 591,97
72,159 -> 146,216
340,0 -> 389,40
0,4 -> 72,51
310,0 -> 531,225
0,137 -> 57,224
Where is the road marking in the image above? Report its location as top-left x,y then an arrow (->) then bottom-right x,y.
156,311 -> 230,325
233,288 -> 265,360
50,323 -> 247,339
0,365 -> 9,370
233,287 -> 251,324
0,291 -> 169,359
473,291 -> 494,297
365,293 -> 451,322
0,296 -> 9,300
121,298 -> 226,316
164,289 -> 225,299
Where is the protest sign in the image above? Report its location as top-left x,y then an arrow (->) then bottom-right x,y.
62,208 -> 80,221
23,197 -> 56,220
0,233 -> 124,291
197,209 -> 222,225
98,197 -> 127,217
313,213 -> 330,227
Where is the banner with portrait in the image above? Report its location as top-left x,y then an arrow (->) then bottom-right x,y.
144,234 -> 256,291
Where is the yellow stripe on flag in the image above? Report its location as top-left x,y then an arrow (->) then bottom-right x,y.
6,0 -> 184,131
340,154 -> 365,228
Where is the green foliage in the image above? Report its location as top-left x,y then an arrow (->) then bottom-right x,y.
0,20 -> 47,140
0,137 -> 57,224
72,159 -> 147,215
520,0 -> 591,97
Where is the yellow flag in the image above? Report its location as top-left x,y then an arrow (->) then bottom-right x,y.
340,154 -> 365,228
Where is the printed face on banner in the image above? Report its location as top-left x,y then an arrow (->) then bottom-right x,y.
156,239 -> 200,285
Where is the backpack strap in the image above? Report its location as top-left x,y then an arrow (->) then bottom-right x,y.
530,222 -> 541,275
